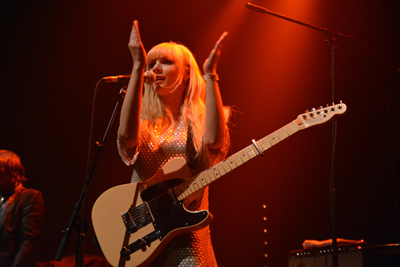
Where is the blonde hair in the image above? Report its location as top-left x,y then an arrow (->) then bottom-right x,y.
141,42 -> 230,156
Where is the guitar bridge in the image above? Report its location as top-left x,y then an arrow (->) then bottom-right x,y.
121,230 -> 161,257
121,202 -> 153,234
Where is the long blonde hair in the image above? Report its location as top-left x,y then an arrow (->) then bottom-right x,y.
141,42 -> 229,156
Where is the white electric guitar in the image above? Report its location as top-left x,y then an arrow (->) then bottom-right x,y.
92,102 -> 347,266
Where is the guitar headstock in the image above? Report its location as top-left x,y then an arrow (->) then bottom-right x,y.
295,101 -> 347,130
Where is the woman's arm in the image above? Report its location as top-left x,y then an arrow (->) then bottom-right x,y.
118,20 -> 147,150
203,32 -> 229,150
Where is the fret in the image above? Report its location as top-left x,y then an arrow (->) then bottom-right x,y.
221,161 -> 233,173
204,170 -> 214,184
286,121 -> 300,135
211,167 -> 222,179
266,133 -> 280,146
276,128 -> 289,140
216,164 -> 227,176
227,158 -> 239,169
184,186 -> 193,197
241,149 -> 254,161
259,140 -> 272,152
197,173 -> 206,187
248,149 -> 258,159
191,180 -> 201,191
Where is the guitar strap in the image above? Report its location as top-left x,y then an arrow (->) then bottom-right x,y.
186,124 -> 198,171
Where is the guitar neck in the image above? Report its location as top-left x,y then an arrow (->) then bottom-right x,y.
175,120 -> 300,201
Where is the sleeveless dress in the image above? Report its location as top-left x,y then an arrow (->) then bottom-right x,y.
117,118 -> 229,266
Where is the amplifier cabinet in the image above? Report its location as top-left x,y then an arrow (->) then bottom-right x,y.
288,245 -> 400,267
289,246 -> 362,267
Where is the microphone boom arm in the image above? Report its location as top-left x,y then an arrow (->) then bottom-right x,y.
246,2 -> 352,39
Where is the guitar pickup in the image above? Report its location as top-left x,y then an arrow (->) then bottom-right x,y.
121,202 -> 154,234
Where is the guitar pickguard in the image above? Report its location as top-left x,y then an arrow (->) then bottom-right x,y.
120,179 -> 210,257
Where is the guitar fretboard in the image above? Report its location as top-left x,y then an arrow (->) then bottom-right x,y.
174,120 -> 300,201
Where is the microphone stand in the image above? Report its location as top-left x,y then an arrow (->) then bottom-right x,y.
245,3 -> 353,267
55,84 -> 127,267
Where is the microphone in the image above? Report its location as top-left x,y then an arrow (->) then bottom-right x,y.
102,71 -> 156,84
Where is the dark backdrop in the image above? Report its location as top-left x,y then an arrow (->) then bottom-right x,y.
1,0 -> 399,266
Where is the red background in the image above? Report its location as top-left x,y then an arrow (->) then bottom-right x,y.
1,0 -> 399,266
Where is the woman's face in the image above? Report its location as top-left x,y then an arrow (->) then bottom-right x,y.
148,54 -> 183,96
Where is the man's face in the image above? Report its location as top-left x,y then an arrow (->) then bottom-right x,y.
0,171 -> 14,194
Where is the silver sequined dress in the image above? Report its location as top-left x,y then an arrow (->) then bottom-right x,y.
118,118 -> 229,266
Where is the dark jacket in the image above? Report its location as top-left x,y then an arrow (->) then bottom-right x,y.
0,188 -> 45,266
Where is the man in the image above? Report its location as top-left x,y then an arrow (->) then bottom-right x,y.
0,150 -> 45,266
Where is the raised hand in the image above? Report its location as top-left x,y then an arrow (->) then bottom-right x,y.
203,31 -> 228,75
128,20 -> 147,68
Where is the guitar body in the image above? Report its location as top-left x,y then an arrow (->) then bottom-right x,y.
92,158 -> 212,267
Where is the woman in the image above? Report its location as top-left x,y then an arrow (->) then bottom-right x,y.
117,20 -> 230,266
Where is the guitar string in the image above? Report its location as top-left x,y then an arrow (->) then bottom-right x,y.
122,117 -> 326,230
126,178 -> 201,224
175,122 -> 299,201
124,121 -> 300,226
169,115 -> 334,208
178,119 -> 320,201
126,123 -> 298,215
177,147 -> 256,199
127,191 -> 170,217
126,192 -> 172,224
178,123 -> 297,198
